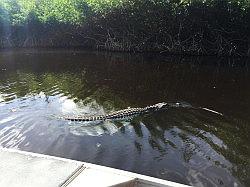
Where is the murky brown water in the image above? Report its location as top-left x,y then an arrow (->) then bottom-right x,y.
0,49 -> 249,186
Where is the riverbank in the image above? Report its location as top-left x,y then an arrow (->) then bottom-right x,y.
0,0 -> 249,56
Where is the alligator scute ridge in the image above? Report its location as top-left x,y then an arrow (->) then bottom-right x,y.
59,102 -> 185,122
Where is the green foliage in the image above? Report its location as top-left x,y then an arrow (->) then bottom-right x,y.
0,1 -> 9,24
0,0 -> 249,55
85,0 -> 124,13
0,0 -> 249,25
0,0 -> 83,25
35,0 -> 81,23
0,0 -> 127,24
1,0 -> 36,25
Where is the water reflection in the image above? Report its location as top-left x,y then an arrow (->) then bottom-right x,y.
0,49 -> 249,186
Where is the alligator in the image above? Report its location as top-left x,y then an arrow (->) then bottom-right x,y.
59,102 -> 186,122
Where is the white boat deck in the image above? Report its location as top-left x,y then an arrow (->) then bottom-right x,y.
0,148 -> 190,187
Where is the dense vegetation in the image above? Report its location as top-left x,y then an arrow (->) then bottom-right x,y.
0,0 -> 249,56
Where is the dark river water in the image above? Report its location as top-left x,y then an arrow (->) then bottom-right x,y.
0,49 -> 249,186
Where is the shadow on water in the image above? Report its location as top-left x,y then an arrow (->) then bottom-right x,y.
0,49 -> 249,186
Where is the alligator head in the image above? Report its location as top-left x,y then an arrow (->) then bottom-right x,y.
154,102 -> 168,109
146,102 -> 168,111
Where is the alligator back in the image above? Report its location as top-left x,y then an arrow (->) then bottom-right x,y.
60,102 -> 169,122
